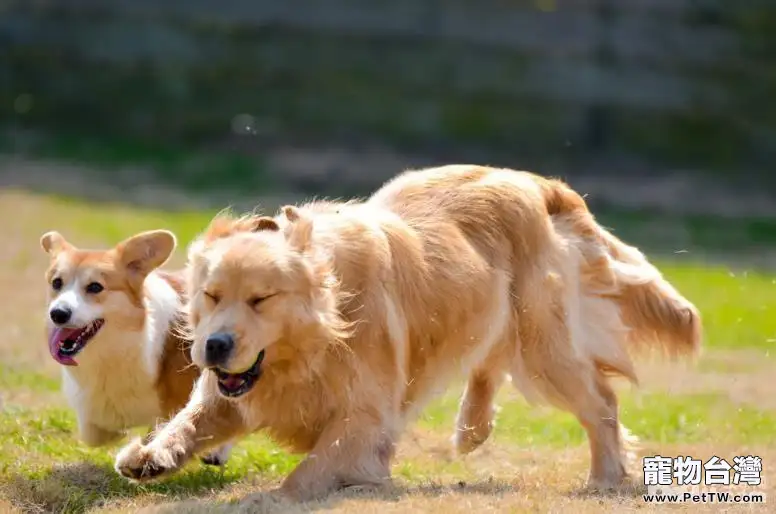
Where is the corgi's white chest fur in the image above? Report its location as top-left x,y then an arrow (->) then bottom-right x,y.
61,272 -> 180,432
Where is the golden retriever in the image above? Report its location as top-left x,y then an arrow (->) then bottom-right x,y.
114,164 -> 701,500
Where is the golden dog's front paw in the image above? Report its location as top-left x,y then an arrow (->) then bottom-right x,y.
114,437 -> 186,482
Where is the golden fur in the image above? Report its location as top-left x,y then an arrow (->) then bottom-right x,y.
40,231 -> 233,465
114,165 -> 701,499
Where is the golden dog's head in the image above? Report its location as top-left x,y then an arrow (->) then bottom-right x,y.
185,206 -> 350,398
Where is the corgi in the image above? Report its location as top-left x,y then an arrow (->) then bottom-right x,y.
114,165 -> 701,500
40,230 -> 232,465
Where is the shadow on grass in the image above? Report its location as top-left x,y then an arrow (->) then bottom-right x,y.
148,478 -> 519,513
4,461 -> 241,514
146,477 -> 646,513
567,479 -> 647,500
3,460 -> 647,513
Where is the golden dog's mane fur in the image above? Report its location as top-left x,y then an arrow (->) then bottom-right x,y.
116,165 -> 701,500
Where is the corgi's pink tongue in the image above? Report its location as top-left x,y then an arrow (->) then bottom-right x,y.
48,327 -> 79,366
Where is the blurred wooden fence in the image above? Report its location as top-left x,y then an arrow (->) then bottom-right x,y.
2,0 -> 775,179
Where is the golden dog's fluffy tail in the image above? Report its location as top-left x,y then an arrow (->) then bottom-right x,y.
540,177 -> 702,371
452,173 -> 699,457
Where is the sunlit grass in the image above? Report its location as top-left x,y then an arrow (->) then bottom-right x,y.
421,388 -> 776,447
1,191 -> 775,513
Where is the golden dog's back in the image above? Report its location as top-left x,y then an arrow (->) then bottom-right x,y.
359,165 -> 700,407
370,164 -> 700,364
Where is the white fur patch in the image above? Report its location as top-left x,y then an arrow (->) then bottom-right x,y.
63,323 -> 163,431
464,270 -> 512,372
61,271 -> 180,435
382,290 -> 409,390
143,272 -> 182,381
49,279 -> 104,329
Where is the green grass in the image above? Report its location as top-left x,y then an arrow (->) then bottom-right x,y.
0,365 -> 60,392
4,387 -> 774,512
2,191 -> 776,512
31,194 -> 217,247
3,384 -> 775,512
0,404 -> 299,513
421,389 -> 776,447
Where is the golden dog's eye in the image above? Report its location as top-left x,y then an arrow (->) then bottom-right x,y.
52,277 -> 63,291
248,295 -> 272,308
204,291 -> 221,305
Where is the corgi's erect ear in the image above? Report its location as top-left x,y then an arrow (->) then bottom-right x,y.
281,205 -> 313,252
40,231 -> 73,257
116,230 -> 177,277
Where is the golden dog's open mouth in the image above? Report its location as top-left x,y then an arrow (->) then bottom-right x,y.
213,350 -> 265,398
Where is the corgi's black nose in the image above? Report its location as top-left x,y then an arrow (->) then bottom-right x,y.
205,332 -> 234,366
50,307 -> 72,325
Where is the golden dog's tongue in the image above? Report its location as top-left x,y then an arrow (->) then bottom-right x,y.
48,327 -> 79,366
221,375 -> 244,390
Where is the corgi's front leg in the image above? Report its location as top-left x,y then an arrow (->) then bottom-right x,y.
78,417 -> 123,447
201,441 -> 234,466
63,372 -> 122,446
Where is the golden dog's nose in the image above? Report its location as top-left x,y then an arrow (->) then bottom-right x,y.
205,332 -> 234,367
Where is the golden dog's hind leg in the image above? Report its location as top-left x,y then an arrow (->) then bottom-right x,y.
514,276 -> 628,490
115,376 -> 246,482
453,340 -> 513,455
588,369 -> 633,487
520,341 -> 627,488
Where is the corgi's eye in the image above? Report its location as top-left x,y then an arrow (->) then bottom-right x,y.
52,278 -> 63,291
85,282 -> 104,294
204,291 -> 221,305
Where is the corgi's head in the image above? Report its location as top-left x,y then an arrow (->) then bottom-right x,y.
40,230 -> 176,366
185,208 -> 351,399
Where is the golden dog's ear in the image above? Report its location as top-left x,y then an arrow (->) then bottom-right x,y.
40,231 -> 73,257
282,205 -> 313,251
116,230 -> 177,277
250,216 -> 280,232
282,205 -> 301,222
203,213 -> 278,241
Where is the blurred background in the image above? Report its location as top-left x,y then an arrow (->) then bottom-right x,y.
3,4 -> 776,510
2,0 -> 775,265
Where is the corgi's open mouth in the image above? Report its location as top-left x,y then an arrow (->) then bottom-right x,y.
48,320 -> 105,366
213,350 -> 265,398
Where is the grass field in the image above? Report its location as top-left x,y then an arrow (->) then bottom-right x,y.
0,187 -> 774,513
